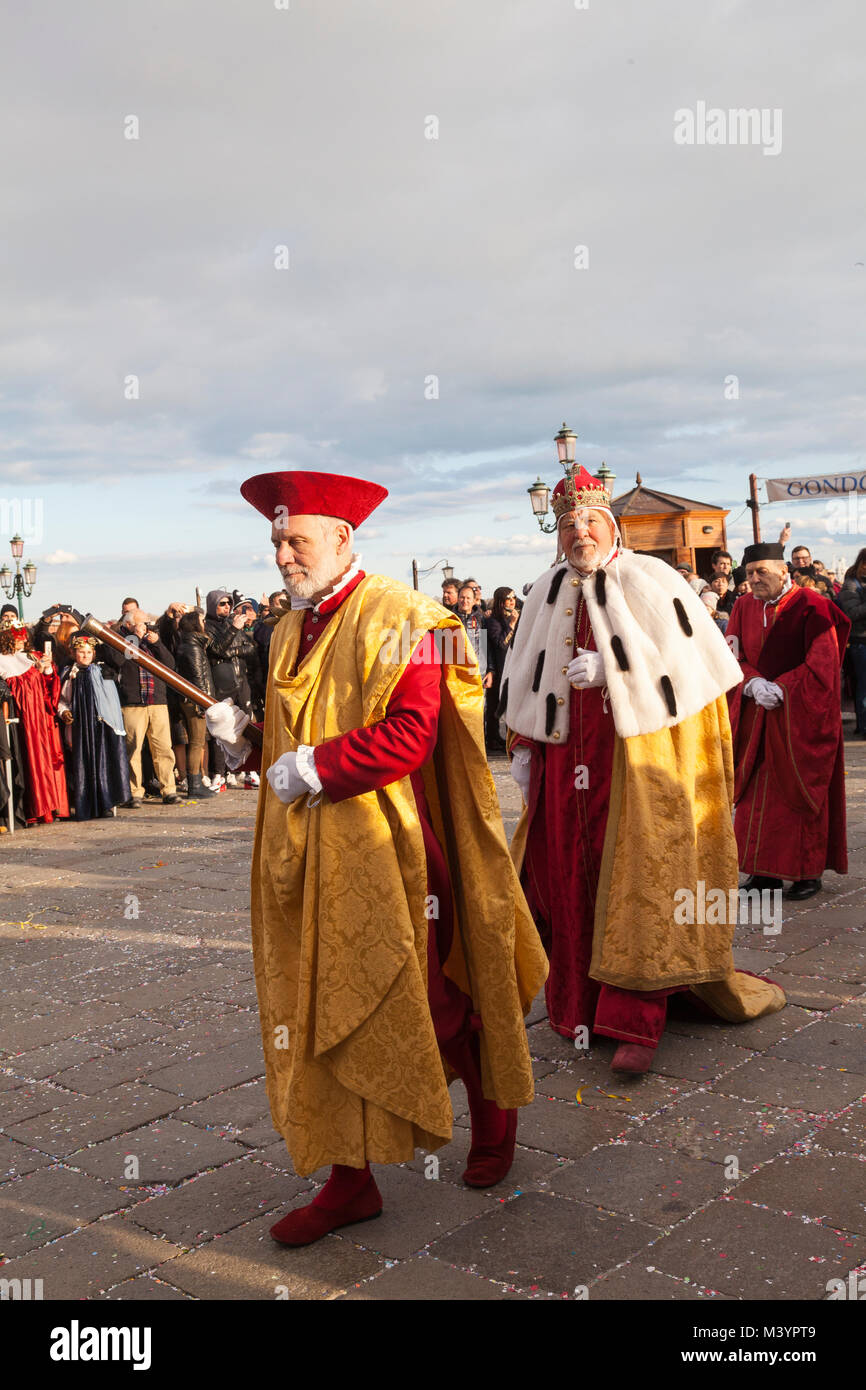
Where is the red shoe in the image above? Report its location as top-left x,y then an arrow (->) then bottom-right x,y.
463,1106 -> 518,1188
269,1176 -> 382,1246
611,1043 -> 654,1074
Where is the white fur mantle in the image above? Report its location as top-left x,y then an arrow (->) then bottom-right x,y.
502,550 -> 743,743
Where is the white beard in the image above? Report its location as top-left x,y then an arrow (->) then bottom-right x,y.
280,558 -> 343,601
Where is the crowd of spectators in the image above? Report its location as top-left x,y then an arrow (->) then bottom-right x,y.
0,589 -> 288,829
0,537 -> 862,831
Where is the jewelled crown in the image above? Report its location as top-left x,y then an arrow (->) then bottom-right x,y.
551,464 -> 612,520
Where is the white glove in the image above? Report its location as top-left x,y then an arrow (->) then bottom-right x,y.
744,678 -> 784,709
266,751 -> 314,804
755,681 -> 784,710
567,649 -> 605,690
510,746 -> 532,803
205,699 -> 251,742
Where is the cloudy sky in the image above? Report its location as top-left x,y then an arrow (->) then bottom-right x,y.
2,0 -> 864,619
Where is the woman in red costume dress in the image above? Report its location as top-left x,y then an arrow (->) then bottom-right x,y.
0,627 -> 69,825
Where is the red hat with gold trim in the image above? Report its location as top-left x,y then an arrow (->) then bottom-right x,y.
239,470 -> 388,529
551,465 -> 612,521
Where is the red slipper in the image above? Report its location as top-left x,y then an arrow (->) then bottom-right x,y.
269,1176 -> 383,1246
611,1043 -> 654,1074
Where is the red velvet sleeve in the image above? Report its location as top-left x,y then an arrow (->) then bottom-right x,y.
313,647 -> 441,803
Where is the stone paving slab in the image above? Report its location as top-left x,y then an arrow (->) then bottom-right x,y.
647,1198 -> 865,1300
4,1082 -> 184,1157
768,1019 -> 866,1074
588,1262 -> 736,1300
158,1211 -> 384,1300
713,1055 -> 866,1114
70,1117 -> 249,1189
174,1081 -> 272,1134
734,1151 -> 866,1235
51,1040 -> 183,1094
0,1082 -> 68,1127
126,1158 -> 296,1244
333,1164 -> 498,1262
633,1090 -> 814,1166
812,1102 -> 866,1156
0,1215 -> 184,1298
3,1036 -> 115,1081
103,1273 -> 195,1300
144,1036 -> 265,1100
427,1192 -> 660,1297
548,1141 -> 737,1226
0,1166 -> 122,1259
0,1136 -> 54,1180
338,1254 -> 526,1300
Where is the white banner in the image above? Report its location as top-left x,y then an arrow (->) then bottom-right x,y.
765,471 -> 866,502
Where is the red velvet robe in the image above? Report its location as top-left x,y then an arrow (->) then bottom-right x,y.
514,597 -> 678,1046
2,664 -> 69,825
245,573 -> 471,1043
727,585 -> 849,880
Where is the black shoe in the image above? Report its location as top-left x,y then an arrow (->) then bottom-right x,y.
784,878 -> 823,901
187,773 -> 217,800
121,798 -> 142,809
162,794 -> 181,805
741,874 -> 783,892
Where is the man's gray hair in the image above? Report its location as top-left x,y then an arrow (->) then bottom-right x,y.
319,515 -> 354,543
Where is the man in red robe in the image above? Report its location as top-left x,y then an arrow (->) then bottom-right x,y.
0,627 -> 69,825
727,542 -> 850,901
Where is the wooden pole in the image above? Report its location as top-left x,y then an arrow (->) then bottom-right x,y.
412,559 -> 419,591
748,474 -> 762,543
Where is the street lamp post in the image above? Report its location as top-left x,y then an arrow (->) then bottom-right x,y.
0,535 -> 38,620
527,423 -> 580,533
412,558 -> 455,592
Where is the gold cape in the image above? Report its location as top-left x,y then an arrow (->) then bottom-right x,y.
511,696 -> 785,1017
250,576 -> 548,1176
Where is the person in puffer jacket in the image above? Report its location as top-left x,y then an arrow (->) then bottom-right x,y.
173,610 -> 219,799
204,589 -> 257,717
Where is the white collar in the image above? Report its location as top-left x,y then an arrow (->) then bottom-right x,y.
762,573 -> 792,625
0,652 -> 34,677
289,556 -> 364,611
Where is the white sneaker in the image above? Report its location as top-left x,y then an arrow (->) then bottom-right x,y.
245,771 -> 260,788
201,774 -> 212,788
210,773 -> 226,792
225,772 -> 240,788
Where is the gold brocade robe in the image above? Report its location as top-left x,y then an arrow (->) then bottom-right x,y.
250,576 -> 548,1176
511,696 -> 785,1021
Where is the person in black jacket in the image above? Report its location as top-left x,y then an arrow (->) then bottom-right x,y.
204,590 -> 257,715
485,587 -> 520,753
204,589 -> 259,788
174,611 -> 218,798
99,609 -> 180,807
837,547 -> 866,736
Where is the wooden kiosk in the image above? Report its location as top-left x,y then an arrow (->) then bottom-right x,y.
609,474 -> 729,579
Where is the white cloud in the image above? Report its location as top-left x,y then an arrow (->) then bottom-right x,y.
43,549 -> 78,564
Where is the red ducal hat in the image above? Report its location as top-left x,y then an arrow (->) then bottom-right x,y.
240,470 -> 388,529
551,465 -> 612,521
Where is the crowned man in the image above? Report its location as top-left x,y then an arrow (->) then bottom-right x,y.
726,543 -> 850,902
503,463 -> 785,1075
205,470 -> 547,1246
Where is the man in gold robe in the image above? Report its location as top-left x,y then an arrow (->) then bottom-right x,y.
206,469 -> 547,1246
503,462 -> 785,1075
